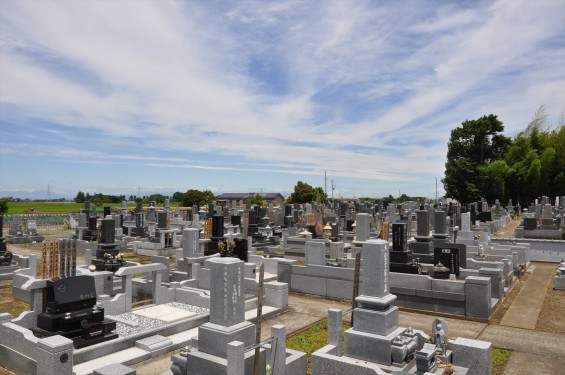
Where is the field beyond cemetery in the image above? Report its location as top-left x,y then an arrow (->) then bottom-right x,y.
5,201 -> 138,215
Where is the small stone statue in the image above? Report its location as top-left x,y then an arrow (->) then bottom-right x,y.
431,318 -> 448,355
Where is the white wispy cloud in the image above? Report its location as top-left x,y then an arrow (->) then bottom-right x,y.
0,0 -> 563,197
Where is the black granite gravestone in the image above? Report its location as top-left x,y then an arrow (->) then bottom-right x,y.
232,238 -> 248,263
390,223 -> 421,274
284,216 -> 294,227
392,222 -> 407,252
0,215 -> 11,265
340,202 -> 348,216
212,214 -> 224,238
285,205 -> 292,216
523,217 -> 537,230
36,275 -> 118,348
478,211 -> 492,222
157,211 -> 168,229
231,215 -> 242,226
433,246 -> 460,277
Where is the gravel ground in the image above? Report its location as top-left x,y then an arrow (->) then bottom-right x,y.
114,303 -> 209,336
536,278 -> 565,334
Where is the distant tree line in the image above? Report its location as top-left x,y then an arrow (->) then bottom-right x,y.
359,194 -> 428,205
73,190 -> 217,207
74,192 -> 126,204
443,107 -> 565,206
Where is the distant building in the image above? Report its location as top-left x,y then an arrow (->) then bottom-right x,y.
217,192 -> 285,206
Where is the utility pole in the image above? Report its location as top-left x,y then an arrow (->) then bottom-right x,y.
435,178 -> 438,203
47,183 -> 51,201
325,171 -> 327,196
331,180 -> 335,204
253,263 -> 265,375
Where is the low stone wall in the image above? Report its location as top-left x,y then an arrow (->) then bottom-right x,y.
282,264 -> 494,319
0,313 -> 74,375
491,238 -> 564,262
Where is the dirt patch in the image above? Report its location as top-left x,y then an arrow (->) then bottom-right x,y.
489,270 -> 531,325
491,219 -> 521,238
0,280 -> 30,317
536,284 -> 565,334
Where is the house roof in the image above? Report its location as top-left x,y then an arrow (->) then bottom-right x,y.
217,193 -> 284,200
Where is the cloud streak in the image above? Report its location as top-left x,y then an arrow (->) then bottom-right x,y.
1,0 -> 564,198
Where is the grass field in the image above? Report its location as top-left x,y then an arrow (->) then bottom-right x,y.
6,201 -> 138,215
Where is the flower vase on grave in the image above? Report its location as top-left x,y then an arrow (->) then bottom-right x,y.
218,240 -> 235,258
104,253 -> 125,272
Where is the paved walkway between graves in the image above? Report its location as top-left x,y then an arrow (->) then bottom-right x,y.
477,325 -> 565,374
499,262 -> 557,329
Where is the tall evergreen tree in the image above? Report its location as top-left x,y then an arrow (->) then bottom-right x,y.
442,115 -> 510,204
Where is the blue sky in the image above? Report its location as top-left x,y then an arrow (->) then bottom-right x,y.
1,0 -> 564,200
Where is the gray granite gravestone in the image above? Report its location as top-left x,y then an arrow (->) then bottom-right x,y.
344,240 -> 417,365
461,212 -> 471,232
411,210 -> 433,258
182,228 -> 201,258
305,241 -> 326,266
355,213 -> 370,242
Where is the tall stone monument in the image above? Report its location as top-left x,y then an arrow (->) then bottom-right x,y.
410,210 -> 433,262
344,240 -> 419,365
180,257 -> 265,374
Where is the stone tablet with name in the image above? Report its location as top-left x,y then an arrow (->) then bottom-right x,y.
182,228 -> 201,258
359,240 -> 390,298
392,223 -> 407,252
208,257 -> 245,327
433,246 -> 460,276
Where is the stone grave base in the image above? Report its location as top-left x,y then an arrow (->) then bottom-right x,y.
196,321 -> 255,358
73,303 -> 209,364
554,277 -> 565,289
185,346 -> 266,375
6,235 -> 45,244
314,344 -> 469,375
352,306 -> 399,336
134,247 -> 177,257
344,326 -> 406,365
0,265 -> 19,280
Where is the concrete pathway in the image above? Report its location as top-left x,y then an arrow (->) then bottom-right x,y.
499,262 -> 557,329
478,325 -> 565,375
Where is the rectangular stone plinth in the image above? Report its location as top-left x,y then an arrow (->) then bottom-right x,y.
344,326 -> 406,365
185,345 -> 266,375
411,241 -> 433,255
197,321 -> 255,358
352,306 -> 399,336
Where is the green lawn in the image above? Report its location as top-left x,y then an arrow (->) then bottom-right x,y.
6,201 -> 137,215
286,319 -> 349,375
